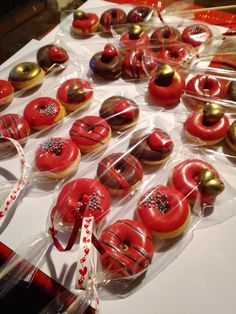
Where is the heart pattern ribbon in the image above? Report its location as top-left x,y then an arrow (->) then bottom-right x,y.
0,136 -> 28,218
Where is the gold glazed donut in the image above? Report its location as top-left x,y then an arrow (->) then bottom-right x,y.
9,62 -> 45,90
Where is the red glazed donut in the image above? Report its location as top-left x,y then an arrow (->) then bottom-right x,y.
169,158 -> 224,205
128,128 -> 173,165
148,64 -> 185,107
155,44 -> 193,66
123,48 -> 158,79
35,137 -> 81,178
97,153 -> 143,196
184,103 -> 229,145
100,219 -> 154,278
119,24 -> 150,49
150,26 -> 181,45
136,185 -> 190,239
99,96 -> 139,130
89,44 -> 123,80
69,116 -> 112,153
0,80 -> 14,107
72,10 -> 99,35
37,44 -> 69,73
24,97 -> 66,131
182,23 -> 213,47
0,113 -> 30,141
57,78 -> 93,112
183,74 -> 224,109
53,178 -> 110,226
99,8 -> 127,33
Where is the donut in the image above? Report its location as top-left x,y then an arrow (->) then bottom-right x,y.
57,78 -> 93,112
226,81 -> 236,102
155,43 -> 193,66
182,23 -> 213,47
136,185 -> 190,239
72,10 -> 99,35
168,158 -> 224,205
127,6 -> 154,23
89,44 -> 123,80
36,44 -> 69,73
0,80 -> 14,107
128,128 -> 173,165
119,24 -> 150,49
99,96 -> 139,130
69,115 -> 112,153
9,62 -> 45,90
123,48 -> 158,79
148,64 -> 185,107
182,74 -> 224,109
184,103 -> 229,145
150,26 -> 181,45
52,178 -> 110,227
226,120 -> 236,152
35,137 -> 81,179
99,219 -> 154,278
0,113 -> 30,142
97,153 -> 143,196
23,97 -> 66,131
99,8 -> 127,33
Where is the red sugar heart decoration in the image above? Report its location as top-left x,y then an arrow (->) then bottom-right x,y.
79,266 -> 87,277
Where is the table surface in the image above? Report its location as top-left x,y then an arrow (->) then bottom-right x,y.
1,1 -> 236,314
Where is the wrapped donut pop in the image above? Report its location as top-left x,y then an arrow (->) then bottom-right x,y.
0,178 -> 110,297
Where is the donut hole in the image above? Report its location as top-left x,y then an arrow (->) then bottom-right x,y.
114,162 -> 125,173
120,241 -> 129,251
168,50 -> 179,60
87,124 -> 94,133
162,28 -> 171,39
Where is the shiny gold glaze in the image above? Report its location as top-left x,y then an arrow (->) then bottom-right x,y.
228,120 -> 236,144
129,24 -> 144,39
155,64 -> 174,86
203,102 -> 224,124
68,83 -> 85,102
199,169 -> 224,196
9,62 -> 41,81
73,9 -> 85,20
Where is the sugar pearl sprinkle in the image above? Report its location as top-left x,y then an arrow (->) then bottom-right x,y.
38,103 -> 58,116
87,190 -> 103,212
41,138 -> 66,155
143,191 -> 169,214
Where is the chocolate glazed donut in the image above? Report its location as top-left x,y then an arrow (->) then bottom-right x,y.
37,45 -> 68,72
89,51 -> 123,80
99,96 -> 139,129
100,8 -> 127,32
127,6 -> 153,23
128,128 -> 173,164
97,153 -> 143,194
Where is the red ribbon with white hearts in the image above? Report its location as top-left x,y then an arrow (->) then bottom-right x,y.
0,136 -> 28,218
75,216 -> 100,312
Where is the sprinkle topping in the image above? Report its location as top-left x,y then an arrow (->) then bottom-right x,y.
38,103 -> 58,116
87,189 -> 103,211
41,138 -> 66,155
143,191 -> 169,214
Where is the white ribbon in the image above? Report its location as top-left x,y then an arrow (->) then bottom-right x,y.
0,136 -> 28,218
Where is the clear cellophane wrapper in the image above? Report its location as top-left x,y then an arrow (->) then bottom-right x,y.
2,112 -> 236,309
1,2 -> 236,312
